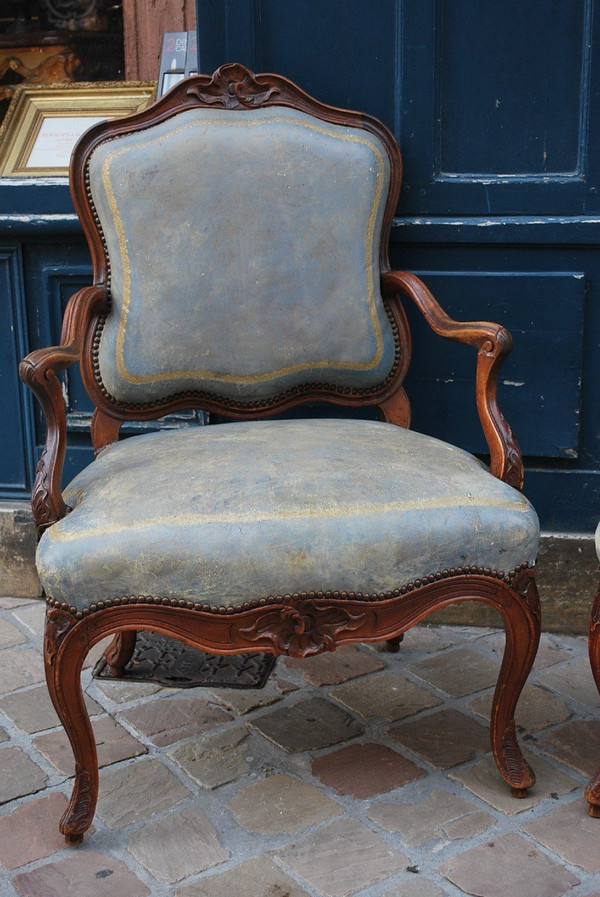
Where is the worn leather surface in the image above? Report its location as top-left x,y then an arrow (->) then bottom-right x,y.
88,106 -> 396,404
37,420 -> 539,609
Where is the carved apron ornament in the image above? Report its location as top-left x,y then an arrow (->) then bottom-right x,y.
237,600 -> 367,657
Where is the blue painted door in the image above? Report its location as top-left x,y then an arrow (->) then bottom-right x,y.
1,3 -> 598,534
195,0 -> 600,531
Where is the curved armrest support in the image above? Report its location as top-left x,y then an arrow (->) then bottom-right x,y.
381,270 -> 524,489
19,286 -> 106,533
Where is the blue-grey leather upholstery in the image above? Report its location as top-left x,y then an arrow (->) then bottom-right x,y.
88,107 -> 396,404
37,419 -> 539,610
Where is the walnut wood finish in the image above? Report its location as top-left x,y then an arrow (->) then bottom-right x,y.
18,285 -> 106,532
20,64 -> 540,843
381,271 -> 524,489
45,565 -> 540,842
585,583 -> 600,817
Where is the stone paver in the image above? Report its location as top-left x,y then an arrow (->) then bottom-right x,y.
12,850 -> 149,897
175,857 -> 311,897
12,604 -> 45,639
119,695 -> 231,746
489,633 -> 573,670
393,625 -> 454,653
226,773 -> 343,833
0,597 -> 37,609
389,709 -> 490,768
96,758 -> 190,828
536,719 -> 600,777
0,648 -> 44,694
0,685 -> 102,734
409,647 -> 499,697
536,656 -> 600,707
34,716 -> 146,774
0,793 -> 68,869
367,789 -> 494,846
331,674 -> 442,721
0,619 -> 27,649
273,675 -> 299,694
312,742 -> 426,798
468,683 -> 571,732
206,683 -> 281,714
276,816 -> 409,897
0,746 -> 47,804
92,679 -> 163,703
450,749 -> 578,814
383,881 -> 445,897
533,635 -> 573,669
1,619 -> 600,897
523,798 -> 600,874
83,637 -> 113,671
282,645 -> 385,686
128,806 -> 229,882
168,727 -> 250,789
439,832 -> 580,897
248,696 -> 364,752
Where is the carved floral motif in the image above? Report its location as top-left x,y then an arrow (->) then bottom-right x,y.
44,607 -> 76,667
510,566 -> 541,623
187,63 -> 281,109
237,600 -> 367,657
503,440 -> 524,490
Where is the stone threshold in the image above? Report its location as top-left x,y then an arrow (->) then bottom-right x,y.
1,500 -> 597,634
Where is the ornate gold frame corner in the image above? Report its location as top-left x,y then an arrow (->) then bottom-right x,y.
0,81 -> 157,178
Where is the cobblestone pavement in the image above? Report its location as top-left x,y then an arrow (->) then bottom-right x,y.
1,596 -> 600,897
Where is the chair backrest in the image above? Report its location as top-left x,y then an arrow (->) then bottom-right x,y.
71,64 -> 407,419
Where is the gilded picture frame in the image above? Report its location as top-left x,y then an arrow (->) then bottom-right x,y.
0,82 -> 157,178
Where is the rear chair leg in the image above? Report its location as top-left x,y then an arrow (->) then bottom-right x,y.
385,634 -> 404,653
44,607 -> 98,843
104,630 -> 137,676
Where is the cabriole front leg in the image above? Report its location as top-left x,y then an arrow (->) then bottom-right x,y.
44,607 -> 98,844
490,567 -> 541,796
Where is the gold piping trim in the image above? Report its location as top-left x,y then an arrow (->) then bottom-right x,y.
96,112 -> 387,386
47,494 -> 531,544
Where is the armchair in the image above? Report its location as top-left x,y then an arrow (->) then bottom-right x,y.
585,547 -> 600,817
20,63 -> 540,844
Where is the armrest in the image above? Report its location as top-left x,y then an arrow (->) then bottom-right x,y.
19,285 -> 106,534
381,270 -> 524,490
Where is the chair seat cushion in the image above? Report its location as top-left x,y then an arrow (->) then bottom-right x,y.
37,419 -> 539,611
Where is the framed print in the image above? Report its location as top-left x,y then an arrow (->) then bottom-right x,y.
0,82 -> 156,178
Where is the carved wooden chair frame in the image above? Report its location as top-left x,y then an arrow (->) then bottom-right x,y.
585,587 -> 600,816
20,64 -> 540,843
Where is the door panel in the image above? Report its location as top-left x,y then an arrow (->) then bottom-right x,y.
403,271 -> 584,458
194,0 -> 600,530
0,248 -> 35,491
438,1 -> 587,176
401,0 -> 594,215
